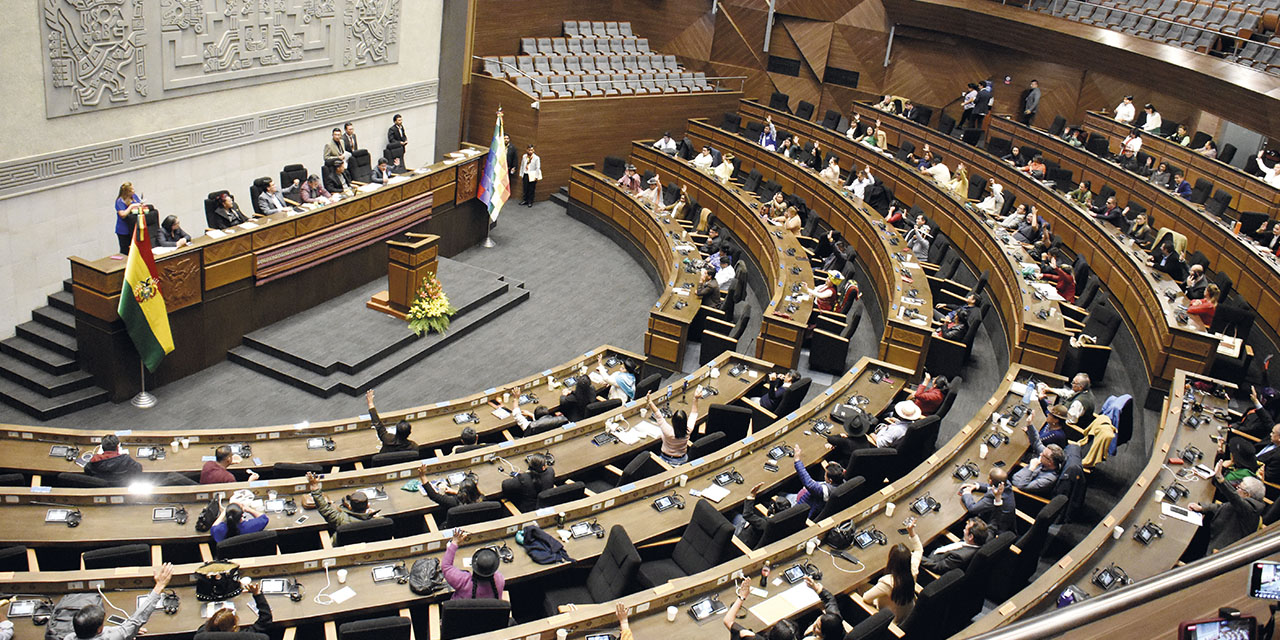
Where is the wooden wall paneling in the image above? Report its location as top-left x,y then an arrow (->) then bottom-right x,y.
777,0 -> 860,22
1075,69 -> 1204,135
712,4 -> 773,73
782,17 -> 834,80
664,12 -> 718,71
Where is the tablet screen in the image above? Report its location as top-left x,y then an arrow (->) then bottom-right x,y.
372,565 -> 397,582
8,601 -> 36,617
570,522 -> 593,537
45,508 -> 71,522
260,578 -> 288,594
783,565 -> 806,583
654,496 -> 675,510
307,438 -> 327,449
153,507 -> 175,520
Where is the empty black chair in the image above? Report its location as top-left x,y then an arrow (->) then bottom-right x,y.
83,543 -> 150,569
846,609 -> 895,640
1205,189 -> 1233,218
1085,133 -> 1109,156
635,372 -> 662,398
949,532 -> 1016,634
602,156 -> 627,180
845,448 -> 897,490
688,431 -> 728,459
961,128 -> 983,145
338,616 -> 412,640
914,106 -> 933,126
280,164 -> 307,190
815,476 -> 865,521
701,304 -> 751,364
1220,143 -> 1237,164
1189,178 -> 1213,204
795,100 -> 816,121
369,450 -> 419,467
0,546 -> 28,572
334,517 -> 395,546
1046,115 -> 1066,137
194,632 -> 268,640
537,482 -> 586,508
968,175 -> 988,201
742,169 -> 763,193
637,500 -> 735,587
821,109 -> 842,130
348,149 -> 372,182
437,599 -> 511,640
1003,495 -> 1068,598
987,137 -> 1012,159
543,525 -> 641,614
707,403 -> 753,442
586,398 -> 622,418
723,112 -> 742,133
743,120 -> 765,142
899,569 -> 964,639
895,139 -> 916,163
444,501 -> 505,528
754,502 -> 809,548
606,452 -> 667,491
769,91 -> 791,113
809,303 -> 862,374
937,112 -> 957,136
56,472 -> 110,488
272,462 -> 322,478
215,531 -> 279,560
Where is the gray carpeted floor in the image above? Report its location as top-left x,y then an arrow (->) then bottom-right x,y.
0,202 -> 658,429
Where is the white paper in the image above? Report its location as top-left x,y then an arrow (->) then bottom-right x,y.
673,287 -> 690,296
614,429 -> 643,445
206,230 -> 226,239
632,420 -> 662,439
239,221 -> 259,229
330,586 -> 357,604
700,484 -> 731,503
152,247 -> 175,256
1031,282 -> 1065,301
1161,501 -> 1204,526
492,407 -> 512,419
1010,382 -> 1028,397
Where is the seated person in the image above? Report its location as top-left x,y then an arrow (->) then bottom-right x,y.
452,426 -> 484,454
1067,181 -> 1093,208
653,132 -> 678,155
210,501 -> 269,544
999,203 -> 1030,229
1003,145 -> 1027,167
921,517 -> 989,575
648,390 -> 699,465
1039,259 -> 1076,304
922,157 -> 951,184
819,156 -> 842,183
1036,404 -> 1071,449
371,157 -> 395,184
1148,241 -> 1188,281
1127,213 -> 1156,249
771,206 -> 802,236
324,159 -> 353,193
1172,172 -> 1193,199
906,225 -> 931,261
210,192 -> 252,229
806,271 -> 846,312
1091,196 -> 1126,227
1013,209 -> 1045,244
863,520 -> 923,623
501,453 -> 555,512
617,164 -> 641,195
1183,264 -> 1209,300
200,581 -> 273,634
511,399 -> 569,436
973,181 -> 1005,217
806,142 -> 824,171
844,166 -> 874,200
1134,155 -> 1156,177
757,370 -> 799,412
418,464 -> 483,509
156,215 -> 192,248
934,293 -> 979,324
201,444 -> 259,484
716,154 -> 736,184
734,482 -> 794,549
444,529 -> 506,600
84,434 -> 143,484
1196,140 -> 1218,159
692,146 -> 715,169
714,254 -> 737,287
1188,283 -> 1220,326
946,163 -> 969,198
638,175 -> 662,208
826,400 -> 923,458
257,177 -> 297,214
71,563 -> 174,640
1013,418 -> 1066,495
1037,373 -> 1096,426
1116,128 -> 1142,160
700,226 -> 724,256
1168,123 -> 1192,146
1257,151 -> 1280,189
1148,162 -> 1173,190
596,355 -> 638,401
908,373 -> 948,416
1023,155 -> 1047,179
300,174 -> 332,204
366,389 -> 417,454
306,472 -> 377,542
960,467 -> 1016,533
1188,461 -> 1264,556
791,443 -> 842,519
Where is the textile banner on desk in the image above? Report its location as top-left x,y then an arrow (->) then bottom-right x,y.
478,109 -> 510,222
117,213 -> 175,372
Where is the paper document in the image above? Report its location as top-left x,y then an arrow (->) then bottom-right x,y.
632,420 -> 662,439
614,429 -> 643,445
152,247 -> 175,256
699,483 -> 730,503
492,407 -> 512,419
1162,501 -> 1204,526
206,230 -> 226,239
239,221 -> 259,229
330,586 -> 357,604
748,584 -> 822,627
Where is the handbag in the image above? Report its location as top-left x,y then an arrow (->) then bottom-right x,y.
194,498 -> 221,533
823,519 -> 855,549
408,558 -> 448,595
194,560 -> 242,601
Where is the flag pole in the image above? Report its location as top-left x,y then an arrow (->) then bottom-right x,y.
131,345 -> 157,409
482,219 -> 496,248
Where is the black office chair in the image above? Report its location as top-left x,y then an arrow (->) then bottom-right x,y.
722,113 -> 742,133
248,177 -> 271,215
810,304 -> 861,375
776,377 -> 812,417
437,599 -> 511,639
795,100 -> 815,121
815,476 -> 865,521
586,452 -> 667,494
83,543 -> 150,569
635,372 -> 662,399
537,483 -> 586,508
543,525 -> 641,614
204,190 -> 231,229
1189,178 -> 1214,204
194,632 -> 269,640
948,532 -> 1017,634
1189,131 -> 1212,150
899,569 -> 965,640
1220,143 -> 1237,164
707,403 -> 752,442
754,502 -> 809,548
443,502 -> 505,528
272,462 -> 322,478
986,137 -> 1012,159
895,139 -> 916,163
769,91 -> 791,113
280,164 -> 308,190
338,615 -> 412,640
55,472 -> 110,488
688,431 -> 728,459
333,517 -> 395,546
215,531 -> 279,560
637,500 -> 736,587
383,144 -> 407,173
961,128 -> 983,145
845,609 -> 895,640
701,304 -> 751,364
602,156 -> 627,180
369,450 -> 419,467
1000,495 -> 1067,599
914,106 -> 934,127
1204,189 -> 1233,218
0,545 -> 29,572
1047,115 -> 1066,137
844,448 -> 897,494
0,473 -> 24,486
1085,133 -> 1110,156
821,109 -> 842,130
586,398 -> 622,418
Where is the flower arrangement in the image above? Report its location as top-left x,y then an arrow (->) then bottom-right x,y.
406,273 -> 457,336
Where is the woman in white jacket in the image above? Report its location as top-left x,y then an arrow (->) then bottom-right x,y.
519,145 -> 542,206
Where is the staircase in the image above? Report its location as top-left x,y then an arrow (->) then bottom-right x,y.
0,280 -> 108,420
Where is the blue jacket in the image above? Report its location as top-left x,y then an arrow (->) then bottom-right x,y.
794,460 -> 831,519
1100,394 -> 1131,456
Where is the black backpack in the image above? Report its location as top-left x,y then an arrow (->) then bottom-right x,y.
408,558 -> 448,595
194,497 -> 221,533
823,519 -> 856,550
45,594 -> 101,640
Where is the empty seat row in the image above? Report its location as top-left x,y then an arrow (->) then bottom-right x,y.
484,54 -> 682,79
521,36 -> 649,57
514,73 -> 713,99
562,20 -> 634,39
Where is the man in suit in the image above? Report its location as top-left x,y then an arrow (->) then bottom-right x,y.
371,157 -> 394,185
922,518 -> 988,575
257,178 -> 295,215
324,159 -> 352,193
1020,80 -> 1040,126
1252,424 -> 1280,485
1189,461 -> 1264,556
960,467 -> 1017,533
1014,419 -> 1066,495
1149,242 -> 1187,281
300,174 -> 332,204
504,134 -> 518,186
1183,264 -> 1209,300
323,127 -> 344,164
1229,387 -> 1276,439
387,114 -> 408,150
901,100 -> 920,122
500,453 -> 555,512
973,81 -> 993,125
342,122 -> 359,155
694,267 -> 721,308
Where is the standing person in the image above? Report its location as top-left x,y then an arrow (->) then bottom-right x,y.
519,145 -> 541,207
443,529 -> 506,600
959,83 -> 979,129
973,81 -> 993,126
388,114 -> 408,149
504,134 -> 518,188
114,182 -> 146,254
341,122 -> 359,155
1020,80 -> 1040,126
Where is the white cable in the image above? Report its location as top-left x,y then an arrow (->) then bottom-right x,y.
313,566 -> 334,605
816,547 -> 866,574
96,586 -> 129,616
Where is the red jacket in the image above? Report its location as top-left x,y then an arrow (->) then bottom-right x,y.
1042,268 -> 1076,304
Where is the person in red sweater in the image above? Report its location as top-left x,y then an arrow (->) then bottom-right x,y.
1040,258 -> 1076,304
1188,284 -> 1220,326
908,373 -> 948,415
200,445 -> 259,484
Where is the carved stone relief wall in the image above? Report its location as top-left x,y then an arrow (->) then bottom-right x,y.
40,0 -> 401,117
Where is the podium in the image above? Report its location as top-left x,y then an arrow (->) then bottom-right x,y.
367,233 -> 439,319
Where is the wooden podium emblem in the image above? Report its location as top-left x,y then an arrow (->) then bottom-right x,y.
367,233 -> 439,320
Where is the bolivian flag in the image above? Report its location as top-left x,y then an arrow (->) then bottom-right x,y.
117,212 -> 174,372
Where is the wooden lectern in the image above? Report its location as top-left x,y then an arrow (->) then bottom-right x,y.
367,233 -> 439,319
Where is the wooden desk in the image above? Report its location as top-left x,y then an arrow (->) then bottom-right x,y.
850,101 -> 1217,390
628,145 -> 814,369
961,369 -> 1230,635
741,101 -> 1070,373
565,167 -> 704,372
1083,111 -> 1280,217
463,364 -> 1060,640
0,357 -> 899,639
682,119 -> 936,373
0,351 -> 776,548
69,149 -> 488,399
0,347 -> 641,477
991,115 -> 1280,346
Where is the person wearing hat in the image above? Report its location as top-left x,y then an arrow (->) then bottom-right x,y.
639,174 -> 662,209
444,529 -> 506,600
617,164 -> 641,195
807,271 -> 845,312
653,132 -> 678,155
1037,404 -> 1071,449
873,401 -> 923,448
306,472 -> 377,541
200,444 -> 260,484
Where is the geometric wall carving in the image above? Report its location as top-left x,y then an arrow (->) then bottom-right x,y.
0,80 -> 437,201
40,0 -> 400,118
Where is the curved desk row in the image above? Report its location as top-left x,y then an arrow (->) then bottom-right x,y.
0,347 -> 642,477
736,102 -> 1070,374
69,147 -> 489,398
990,114 -> 1280,344
681,118 -> 935,374
961,370 -> 1230,635
467,363 -> 1059,640
565,166 -> 704,371
1083,111 -> 1280,217
0,357 -> 907,639
0,351 -> 775,547
628,144 -> 815,369
847,101 -> 1218,391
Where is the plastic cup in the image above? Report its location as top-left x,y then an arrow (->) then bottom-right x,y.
171,439 -> 180,451
679,474 -> 688,487
558,629 -> 569,640
180,438 -> 190,449
979,443 -> 989,459
806,538 -> 818,555
885,502 -> 896,517
1112,526 -> 1124,540
337,569 -> 348,584
667,606 -> 678,622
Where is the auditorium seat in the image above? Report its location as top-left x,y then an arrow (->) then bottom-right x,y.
1000,495 -> 1068,599
83,543 -> 151,569
585,451 -> 666,494
273,462 -> 322,478
0,473 -> 24,486
585,398 -> 622,418
700,304 -> 750,364
795,100 -> 816,121
821,109 -> 842,130
688,431 -> 728,459
809,302 -> 862,375
722,112 -> 742,133
844,448 -> 897,495
369,450 -> 419,467
334,517 -> 395,546
194,632 -> 268,640
444,501 -> 505,528
846,609 -> 895,640
339,615 -> 412,640
815,476 -> 866,521
769,91 -> 791,113
706,403 -> 753,442
434,599 -> 511,640
215,531 -> 279,560
280,163 -> 307,190
753,502 -> 810,548
249,177 -> 270,214
56,471 -> 111,488
537,482 -> 586,508
204,189 -> 231,229
543,525 -> 641,614
636,499 -> 735,587
383,143 -> 406,172
949,532 -> 1017,634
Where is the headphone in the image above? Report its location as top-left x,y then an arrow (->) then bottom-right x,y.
174,505 -> 189,526
160,589 -> 180,614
